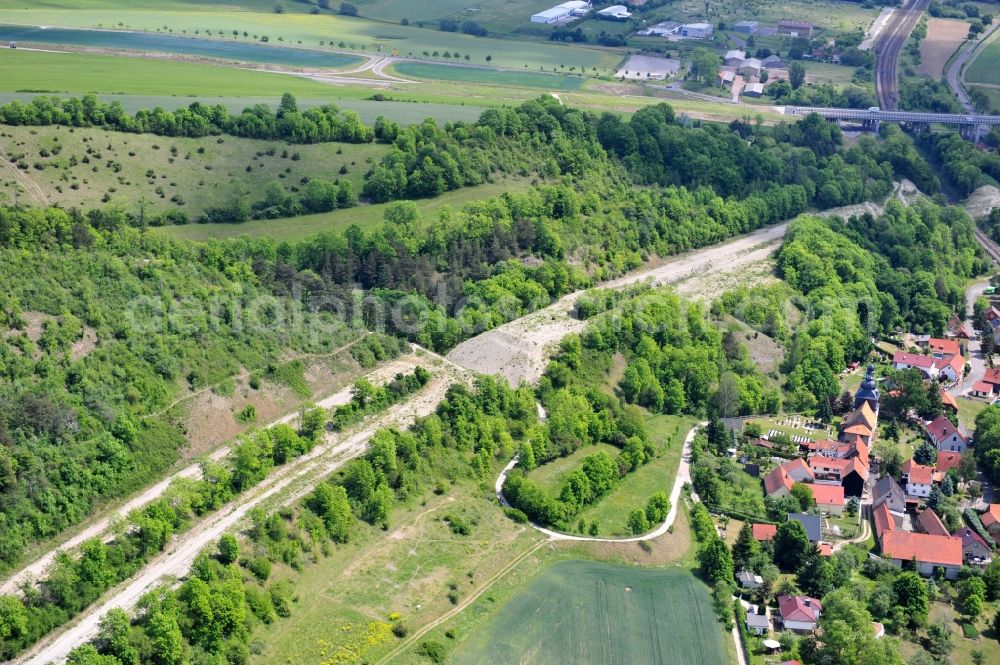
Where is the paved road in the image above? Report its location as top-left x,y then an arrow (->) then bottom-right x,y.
946,19 -> 1000,113
495,423 -> 703,543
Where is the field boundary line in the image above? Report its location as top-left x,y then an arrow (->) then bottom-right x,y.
373,539 -> 548,665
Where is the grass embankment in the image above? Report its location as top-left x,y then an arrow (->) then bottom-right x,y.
0,123 -> 384,216
157,177 -> 534,242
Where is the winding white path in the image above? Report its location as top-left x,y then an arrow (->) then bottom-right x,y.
495,422 -> 703,543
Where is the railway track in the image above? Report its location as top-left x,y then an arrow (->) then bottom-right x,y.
975,227 -> 1000,263
875,0 -> 930,110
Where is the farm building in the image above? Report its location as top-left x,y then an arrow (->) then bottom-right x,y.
777,19 -> 814,37
724,49 -> 746,65
734,20 -> 759,34
680,23 -> 713,39
738,58 -> 762,78
531,1 -> 591,24
717,70 -> 736,86
597,5 -> 631,20
743,81 -> 764,96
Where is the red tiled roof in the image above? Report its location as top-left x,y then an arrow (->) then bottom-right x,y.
785,457 -> 813,478
941,391 -> 958,412
933,354 -> 964,376
903,459 -> 934,485
810,484 -> 845,506
982,504 -> 1000,528
809,455 -> 851,472
778,595 -> 822,623
817,542 -> 832,557
873,502 -> 898,539
764,465 -> 793,495
880,531 -> 963,567
926,415 -> 966,446
936,451 -> 962,473
843,423 -> 872,435
844,402 -> 877,429
917,509 -> 949,537
928,338 -> 961,356
893,352 -> 935,369
972,381 -> 993,393
752,523 -> 777,541
984,367 -> 1000,385
751,523 -> 777,541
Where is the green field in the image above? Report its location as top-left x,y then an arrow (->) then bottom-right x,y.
0,124 -> 385,216
524,415 -> 695,536
0,8 -> 624,71
573,415 -> 696,536
662,0 -> 876,35
0,49 -> 352,97
452,560 -> 729,665
157,177 -> 534,242
393,62 -> 586,89
966,30 -> 1000,85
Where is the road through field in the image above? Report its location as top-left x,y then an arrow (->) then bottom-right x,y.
947,19 -> 1000,112
19,220 -> 790,663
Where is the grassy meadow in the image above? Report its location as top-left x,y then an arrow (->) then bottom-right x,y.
392,62 -> 587,89
450,560 -> 729,665
966,29 -> 1000,86
157,177 -> 534,242
0,123 -> 385,216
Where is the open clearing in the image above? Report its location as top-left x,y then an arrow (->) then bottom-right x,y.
451,560 -> 728,665
157,177 -> 534,242
668,0 -> 876,34
391,62 -> 586,90
919,18 -> 970,78
0,123 -> 383,216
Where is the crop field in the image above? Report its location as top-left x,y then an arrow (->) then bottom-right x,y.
966,28 -> 1000,85
391,62 -> 587,89
158,177 -> 534,242
0,49 -> 349,98
451,560 -> 729,665
919,18 -> 970,79
0,8 -> 624,71
0,124 -> 384,216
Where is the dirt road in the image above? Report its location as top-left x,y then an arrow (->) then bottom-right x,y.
16,361 -> 464,665
446,222 -> 788,385
20,220 -> 791,663
0,351 -> 429,596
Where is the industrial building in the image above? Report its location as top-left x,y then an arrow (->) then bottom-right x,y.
734,20 -> 758,34
679,22 -> 713,39
597,5 -> 631,20
531,0 -> 591,24
777,19 -> 814,37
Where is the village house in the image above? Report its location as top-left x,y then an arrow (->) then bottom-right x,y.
926,415 -> 968,453
947,314 -> 972,339
936,451 -> 962,475
746,605 -> 772,635
954,527 -> 991,566
932,354 -> 964,382
777,595 -> 822,632
809,483 -> 845,516
970,381 -> 992,399
983,367 -> 1000,394
879,531 -> 963,579
872,476 -> 906,513
915,508 -> 949,537
901,459 -> 934,498
788,513 -> 822,542
763,458 -> 814,498
737,569 -> 763,589
873,501 -> 903,540
892,352 -> 938,379
752,523 -> 777,541
980,504 -> 1000,540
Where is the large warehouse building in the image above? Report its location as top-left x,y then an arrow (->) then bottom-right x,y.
531,0 -> 591,24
